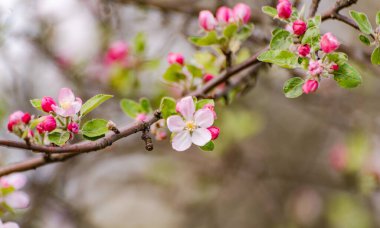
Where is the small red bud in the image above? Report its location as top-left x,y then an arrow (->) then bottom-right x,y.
21,113 -> 31,124
41,96 -> 57,113
292,20 -> 307,36
67,122 -> 79,134
203,74 -> 214,83
208,126 -> 220,140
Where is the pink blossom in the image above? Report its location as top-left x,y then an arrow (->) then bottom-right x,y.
38,116 -> 57,133
207,126 -> 220,140
203,74 -> 214,83
136,113 -> 148,122
67,122 -> 79,134
0,173 -> 26,189
104,41 -> 128,65
167,53 -> 185,66
167,97 -> 214,151
298,44 -> 310,57
293,20 -> 307,36
198,10 -> 217,31
320,33 -> 340,53
51,88 -> 82,117
277,0 -> 292,19
216,6 -> 234,24
41,96 -> 57,113
308,60 -> 323,76
21,113 -> 31,124
0,219 -> 20,228
302,80 -> 319,94
4,191 -> 29,209
0,173 -> 29,210
233,3 -> 251,24
203,104 -> 217,119
7,111 -> 24,132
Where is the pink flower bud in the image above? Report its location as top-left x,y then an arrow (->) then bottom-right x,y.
104,41 -> 128,65
331,63 -> 339,71
308,60 -> 323,76
233,3 -> 251,24
302,80 -> 319,94
292,20 -> 307,36
298,44 -> 310,57
216,6 -> 234,24
42,116 -> 56,132
167,52 -> 184,65
136,113 -> 148,122
320,33 -> 340,53
28,130 -> 34,138
203,104 -> 217,119
198,10 -> 217,31
41,96 -> 56,113
67,122 -> 79,134
207,126 -> 220,140
21,113 -> 31,124
277,0 -> 292,19
155,130 -> 167,141
203,73 -> 214,83
7,111 -> 24,132
36,122 -> 45,134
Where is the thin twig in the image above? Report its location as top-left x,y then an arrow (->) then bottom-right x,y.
309,0 -> 321,18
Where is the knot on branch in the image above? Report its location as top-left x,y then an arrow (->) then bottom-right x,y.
141,122 -> 153,151
107,121 -> 120,134
154,110 -> 162,119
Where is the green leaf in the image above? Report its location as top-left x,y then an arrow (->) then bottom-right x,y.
358,34 -> 371,46
133,32 -> 146,55
258,50 -> 299,69
80,94 -> 113,117
200,141 -> 214,151
371,47 -> 380,65
186,64 -> 203,78
283,77 -> 305,98
262,6 -> 277,17
196,99 -> 214,110
189,31 -> 221,46
236,24 -> 254,41
270,29 -> 292,50
140,98 -> 152,113
377,11 -> 380,25
1,186 -> 15,196
349,10 -> 373,35
159,97 -> 177,119
302,26 -> 320,50
223,24 -> 238,39
48,130 -> 70,146
30,99 -> 43,111
326,52 -> 348,65
163,64 -> 186,82
333,63 -> 362,88
81,119 -> 109,138
120,99 -> 142,118
29,117 -> 44,129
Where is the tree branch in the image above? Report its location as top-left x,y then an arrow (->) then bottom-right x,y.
309,0 -> 321,18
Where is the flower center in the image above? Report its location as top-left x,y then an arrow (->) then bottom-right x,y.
185,121 -> 196,132
61,101 -> 71,110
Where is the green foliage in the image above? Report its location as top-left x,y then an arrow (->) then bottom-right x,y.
48,130 -> 70,146
186,64 -> 203,78
325,52 -> 348,65
283,77 -> 305,98
333,63 -> 362,88
258,50 -> 298,69
195,99 -> 214,110
270,29 -> 292,50
377,11 -> 380,25
80,94 -> 113,117
30,99 -> 42,111
301,26 -> 320,50
349,10 -> 373,35
261,6 -> 277,18
223,24 -> 238,39
200,141 -> 214,151
163,64 -> 186,82
159,97 -> 177,119
371,47 -> 380,65
133,32 -> 146,55
359,34 -> 371,46
236,24 -> 254,41
189,31 -> 222,46
120,99 -> 142,118
140,98 -> 152,114
81,119 -> 109,139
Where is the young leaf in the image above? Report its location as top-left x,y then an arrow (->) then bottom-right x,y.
186,64 -> 203,78
283,77 -> 305,98
270,29 -> 292,50
120,99 -> 142,118
358,34 -> 371,46
48,131 -> 70,146
200,141 -> 215,151
301,26 -> 320,50
80,94 -> 113,117
140,98 -> 152,113
81,119 -> 109,138
236,24 -> 254,41
159,97 -> 177,119
262,6 -> 277,17
326,52 -> 348,65
223,24 -> 238,39
377,11 -> 380,25
258,50 -> 299,69
30,99 -> 43,111
189,31 -> 221,46
371,47 -> 380,65
163,64 -> 186,82
349,10 -> 373,35
196,99 -> 215,110
333,63 -> 362,88
133,32 -> 146,55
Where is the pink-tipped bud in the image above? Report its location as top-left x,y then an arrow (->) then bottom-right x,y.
104,41 -> 128,64
298,44 -> 310,57
21,113 -> 31,124
203,104 -> 217,119
155,130 -> 167,141
331,63 -> 339,71
302,80 -> 319,94
308,60 -> 323,76
203,73 -> 215,83
216,6 -> 234,24
277,0 -> 292,19
292,20 -> 307,36
36,122 -> 45,134
7,111 -> 24,132
136,113 -> 148,122
199,10 -> 217,31
233,3 -> 251,24
167,53 -> 184,66
42,116 -> 57,132
28,130 -> 34,138
320,33 -> 340,53
67,122 -> 79,134
41,96 -> 56,113
207,126 -> 220,140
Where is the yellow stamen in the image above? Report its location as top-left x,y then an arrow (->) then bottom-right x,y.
185,121 -> 196,132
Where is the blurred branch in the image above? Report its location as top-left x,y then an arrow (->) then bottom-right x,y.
309,0 -> 321,18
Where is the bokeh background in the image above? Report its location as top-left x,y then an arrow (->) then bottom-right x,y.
1,0 -> 380,227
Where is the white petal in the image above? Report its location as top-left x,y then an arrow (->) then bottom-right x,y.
191,128 -> 212,146
72,99 -> 82,114
194,109 -> 214,128
51,105 -> 67,117
4,222 -> 19,228
167,115 -> 185,132
58,88 -> 75,104
5,191 -> 29,209
1,174 -> 26,190
176,96 -> 195,120
172,131 -> 192,152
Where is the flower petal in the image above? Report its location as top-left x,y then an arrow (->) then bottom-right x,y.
5,191 -> 29,209
167,115 -> 185,132
51,105 -> 67,117
72,98 -> 82,114
4,222 -> 20,228
58,88 -> 75,104
172,131 -> 192,152
194,109 -> 214,128
191,128 -> 212,146
0,174 -> 26,190
176,96 -> 195,120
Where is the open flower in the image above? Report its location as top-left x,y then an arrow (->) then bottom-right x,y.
51,88 -> 82,117
167,97 -> 214,151
0,219 -> 19,228
0,173 -> 29,210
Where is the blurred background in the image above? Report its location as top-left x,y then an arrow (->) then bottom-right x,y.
1,0 -> 380,227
